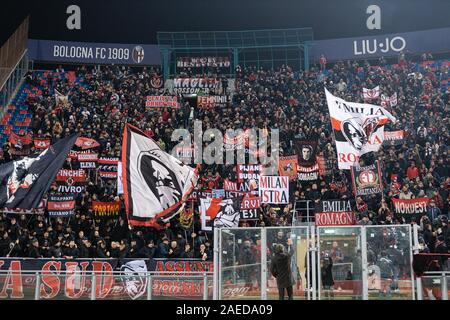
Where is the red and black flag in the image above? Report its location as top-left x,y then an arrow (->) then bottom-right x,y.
33,138 -> 51,150
9,132 -> 32,156
0,134 -> 78,210
324,88 -> 396,169
75,137 -> 100,150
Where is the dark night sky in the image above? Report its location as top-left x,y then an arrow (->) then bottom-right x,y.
2,0 -> 450,46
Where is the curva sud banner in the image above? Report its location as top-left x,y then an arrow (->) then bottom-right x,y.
310,27 -> 450,62
28,39 -> 162,65
0,258 -> 212,300
315,200 -> 355,226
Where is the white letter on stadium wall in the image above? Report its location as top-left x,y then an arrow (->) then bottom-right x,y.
366,5 -> 381,30
66,5 -> 81,30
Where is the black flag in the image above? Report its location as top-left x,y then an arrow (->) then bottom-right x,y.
0,134 -> 78,210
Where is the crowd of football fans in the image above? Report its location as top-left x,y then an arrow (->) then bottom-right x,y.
0,52 -> 448,269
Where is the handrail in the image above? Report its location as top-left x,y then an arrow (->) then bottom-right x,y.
0,270 -> 213,274
421,271 -> 450,276
0,49 -> 27,90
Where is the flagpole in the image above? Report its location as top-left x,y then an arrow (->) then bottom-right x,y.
191,200 -> 195,253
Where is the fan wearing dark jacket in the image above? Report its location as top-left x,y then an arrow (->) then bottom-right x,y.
269,238 -> 295,300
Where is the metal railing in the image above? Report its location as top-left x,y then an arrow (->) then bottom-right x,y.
0,50 -> 29,115
417,271 -> 450,300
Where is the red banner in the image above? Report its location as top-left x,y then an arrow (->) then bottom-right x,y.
384,130 -> 404,141
9,132 -> 32,145
97,157 -> 119,165
75,137 -> 100,150
56,169 -> 86,183
33,138 -> 51,150
77,153 -> 98,162
8,132 -> 32,156
145,96 -> 178,108
278,155 -> 298,181
315,200 -> 355,226
315,212 -> 356,226
392,198 -> 429,215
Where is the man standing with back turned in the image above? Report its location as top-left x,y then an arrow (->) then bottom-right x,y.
270,238 -> 295,300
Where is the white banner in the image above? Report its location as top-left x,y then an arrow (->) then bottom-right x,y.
380,92 -> 397,107
258,176 -> 289,204
362,86 -> 380,99
325,88 -> 396,169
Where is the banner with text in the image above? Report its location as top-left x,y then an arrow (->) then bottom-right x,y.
259,176 -> 289,204
177,56 -> 231,68
173,78 -> 220,94
310,27 -> 450,62
315,200 -> 355,226
392,198 -> 429,217
97,157 -> 119,179
197,95 -> 229,109
92,201 -> 120,217
47,194 -> 75,217
28,39 -> 162,65
350,161 -> 383,196
145,96 -> 178,108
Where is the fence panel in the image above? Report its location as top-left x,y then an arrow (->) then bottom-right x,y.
219,228 -> 262,299
265,226 -> 310,300
365,225 -> 414,300
317,226 -> 364,300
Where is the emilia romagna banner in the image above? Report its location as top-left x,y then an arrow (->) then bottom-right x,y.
314,200 -> 355,226
350,161 -> 383,196
0,258 -> 212,300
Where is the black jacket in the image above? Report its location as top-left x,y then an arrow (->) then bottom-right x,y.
28,246 -> 42,258
138,246 -> 156,259
168,247 -> 182,259
321,257 -> 334,286
78,244 -> 90,258
270,246 -> 295,288
63,246 -> 80,259
156,242 -> 169,258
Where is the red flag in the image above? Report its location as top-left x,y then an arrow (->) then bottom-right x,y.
75,137 -> 100,149
34,138 -> 51,150
9,132 -> 32,146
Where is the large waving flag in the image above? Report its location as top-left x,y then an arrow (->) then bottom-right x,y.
121,124 -> 198,228
0,134 -> 78,209
325,88 -> 396,170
